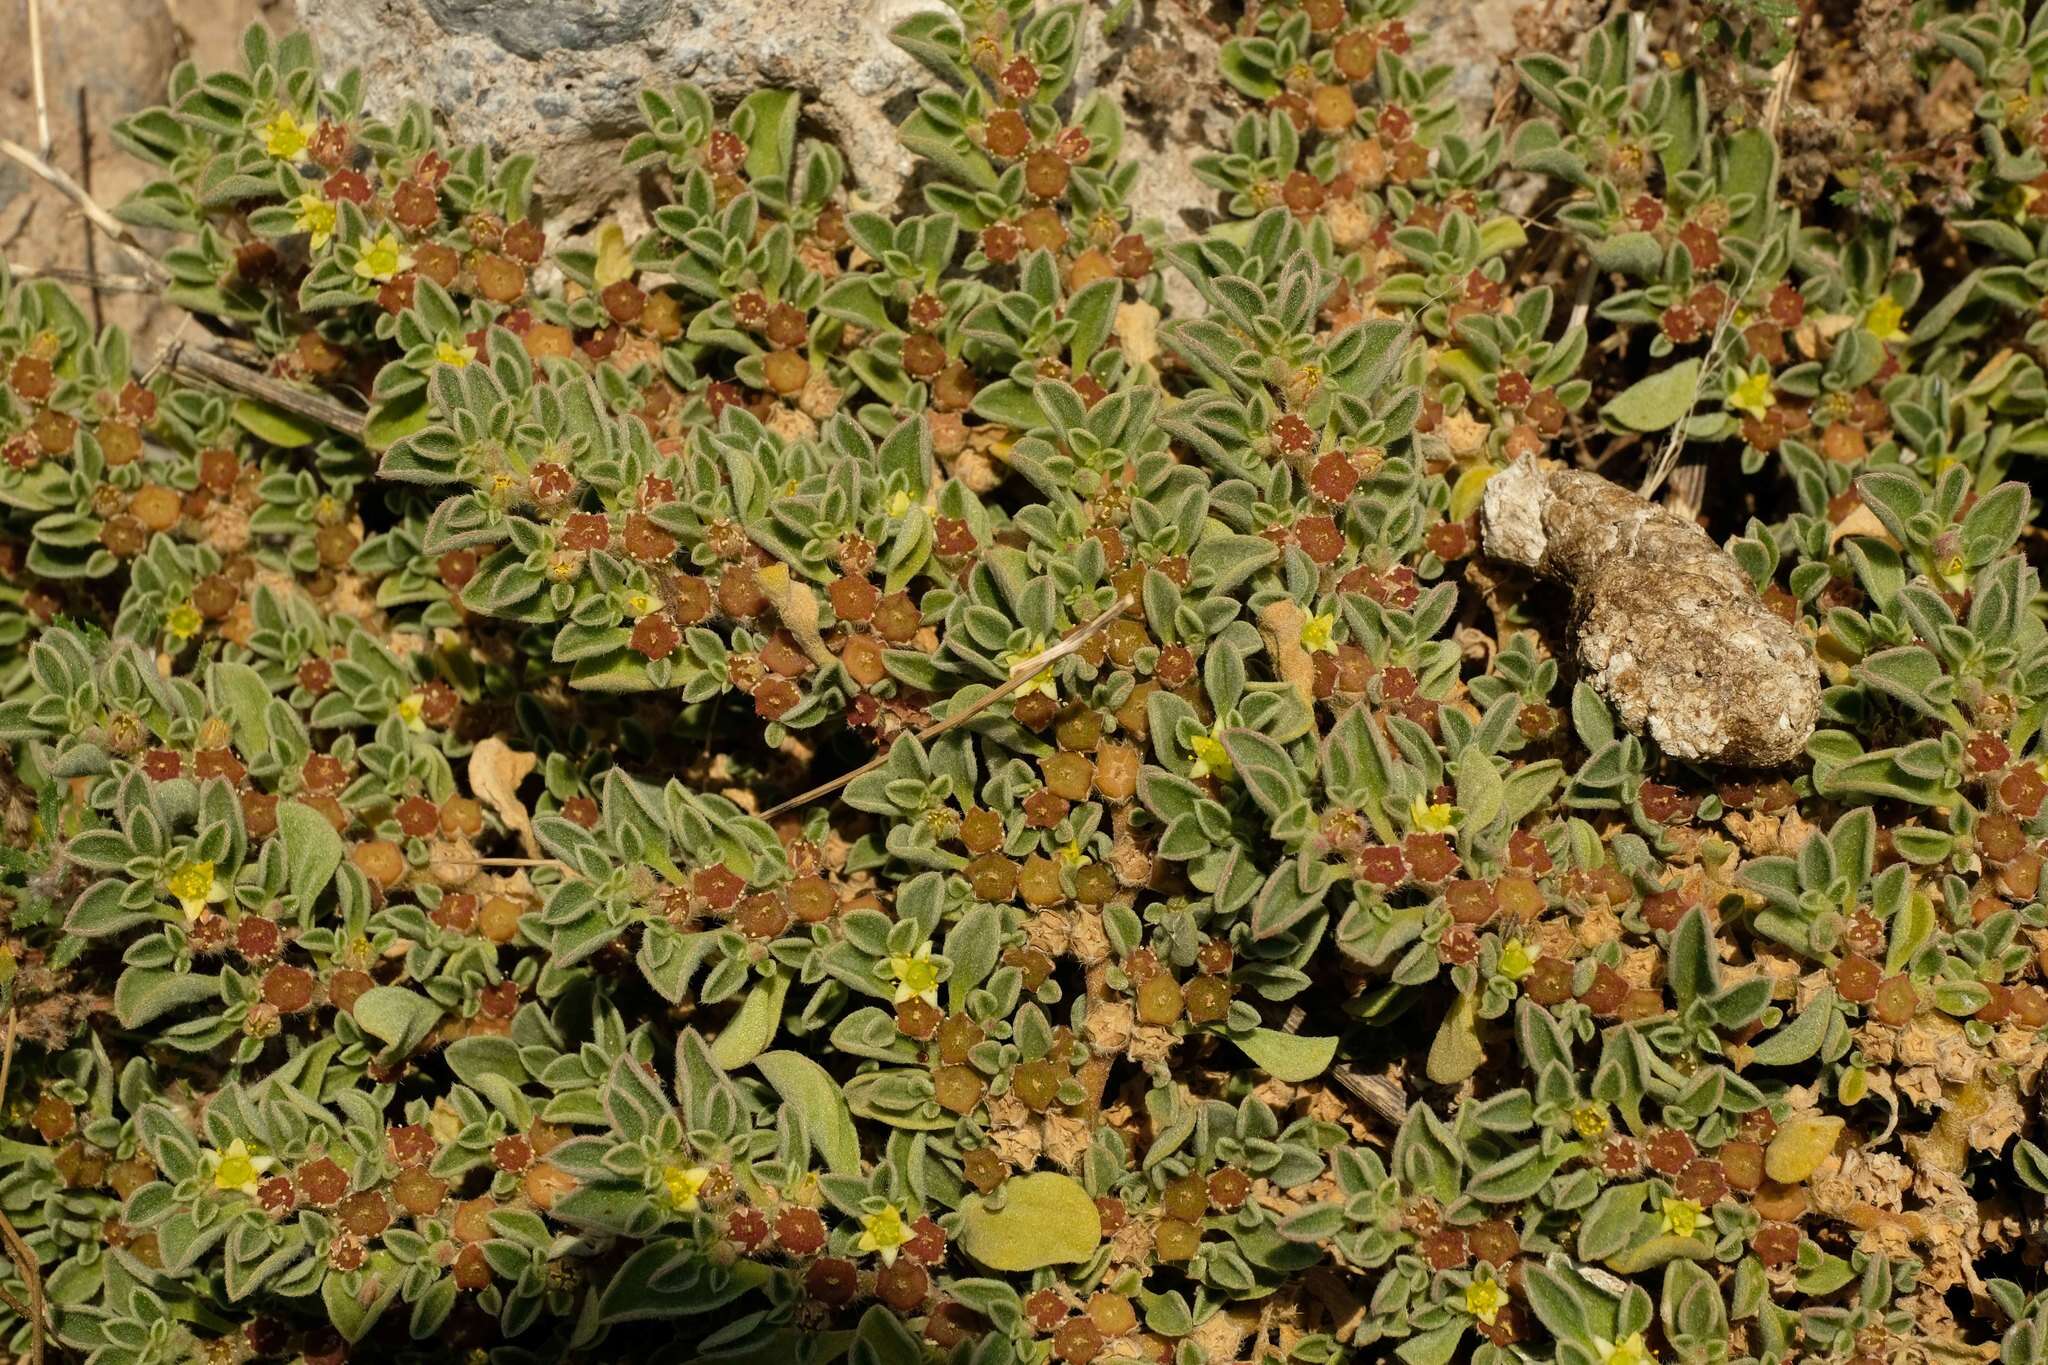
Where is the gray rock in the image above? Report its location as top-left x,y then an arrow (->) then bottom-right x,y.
297,0 -> 945,230
420,0 -> 668,58
296,0 -> 1530,242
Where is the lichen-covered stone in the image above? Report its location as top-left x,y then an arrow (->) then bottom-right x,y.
1481,458 -> 1819,767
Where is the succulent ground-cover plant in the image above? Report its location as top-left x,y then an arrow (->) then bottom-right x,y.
0,1 -> 2046,1361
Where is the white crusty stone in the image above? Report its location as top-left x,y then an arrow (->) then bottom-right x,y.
1480,458 -> 1819,768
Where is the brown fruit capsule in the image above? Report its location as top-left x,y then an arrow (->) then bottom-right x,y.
475,253 -> 526,302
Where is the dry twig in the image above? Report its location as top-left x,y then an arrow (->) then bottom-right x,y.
26,0 -> 53,159
4,263 -> 158,294
160,342 -> 370,443
1330,1066 -> 1410,1128
0,137 -> 168,290
761,593 -> 1135,820
440,856 -> 571,871
440,595 -> 1139,868
413,593 -> 1140,862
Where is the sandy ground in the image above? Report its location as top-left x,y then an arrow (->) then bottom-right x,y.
2,0 -> 280,355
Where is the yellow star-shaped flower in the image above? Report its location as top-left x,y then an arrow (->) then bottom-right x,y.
662,1163 -> 711,1211
1595,1332 -> 1657,1365
396,692 -> 427,733
1727,367 -> 1775,420
887,944 -> 941,1005
1660,1195 -> 1705,1238
1862,294 -> 1907,343
1571,1103 -> 1609,1139
1300,612 -> 1336,654
1463,1272 -> 1505,1325
293,193 -> 337,251
1000,638 -> 1057,699
165,602 -> 205,642
167,859 -> 227,922
858,1203 -> 912,1265
1498,937 -> 1537,981
210,1138 -> 274,1194
353,232 -> 411,284
1188,732 -> 1234,783
1409,796 -> 1457,834
261,110 -> 311,160
435,339 -> 476,369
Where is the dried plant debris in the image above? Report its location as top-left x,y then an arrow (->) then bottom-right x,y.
1482,458 -> 1821,766
2,2 -> 2048,1364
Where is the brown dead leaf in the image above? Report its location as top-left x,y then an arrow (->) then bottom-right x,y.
1084,998 -> 1133,1054
756,563 -> 834,668
468,736 -> 539,857
1257,599 -> 1317,716
1115,300 -> 1160,371
1442,409 -> 1490,457
1827,501 -> 1893,550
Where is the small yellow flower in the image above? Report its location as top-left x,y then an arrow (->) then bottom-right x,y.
210,1138 -> 274,1195
887,943 -> 941,1005
1000,638 -> 1057,700
624,591 -> 657,618
429,1099 -> 465,1146
165,602 -> 205,642
167,859 -> 227,922
1572,1103 -> 1609,1139
353,232 -> 411,284
1463,1273 -> 1505,1325
260,109 -> 311,160
293,193 -> 337,251
166,859 -> 214,905
1498,938 -> 1537,981
1015,663 -> 1056,697
1862,294 -> 1907,343
662,1163 -> 711,1211
1410,796 -> 1456,834
1660,1196 -> 1705,1239
1188,732 -> 1234,783
1594,1332 -> 1657,1365
1057,840 -> 1085,868
435,339 -> 476,369
858,1203 -> 912,1265
1727,367 -> 1775,420
1300,612 -> 1336,654
396,692 -> 427,733
887,490 -> 914,518
995,638 -> 1056,699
